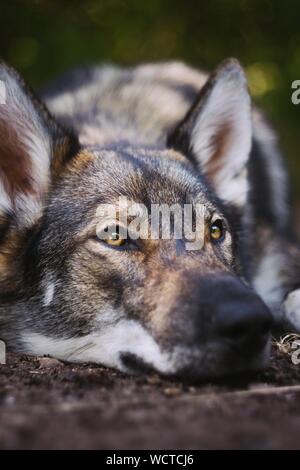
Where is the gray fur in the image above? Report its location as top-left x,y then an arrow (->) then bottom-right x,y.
0,59 -> 299,381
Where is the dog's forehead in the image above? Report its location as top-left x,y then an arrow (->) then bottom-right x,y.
66,146 -> 218,209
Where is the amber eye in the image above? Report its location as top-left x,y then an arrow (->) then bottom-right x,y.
210,219 -> 224,241
97,225 -> 127,247
106,232 -> 126,247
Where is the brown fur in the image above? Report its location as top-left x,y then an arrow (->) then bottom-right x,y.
0,59 -> 294,380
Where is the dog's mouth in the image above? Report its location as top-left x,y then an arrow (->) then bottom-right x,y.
119,344 -> 270,385
120,352 -> 157,375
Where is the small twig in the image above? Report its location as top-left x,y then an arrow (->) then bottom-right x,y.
273,333 -> 300,356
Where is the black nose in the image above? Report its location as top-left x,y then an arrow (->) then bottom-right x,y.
209,277 -> 272,355
214,301 -> 272,354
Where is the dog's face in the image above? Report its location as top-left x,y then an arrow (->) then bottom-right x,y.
0,59 -> 272,380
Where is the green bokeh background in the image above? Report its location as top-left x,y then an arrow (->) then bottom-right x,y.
0,0 -> 299,197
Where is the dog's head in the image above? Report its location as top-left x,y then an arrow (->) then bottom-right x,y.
0,59 -> 272,381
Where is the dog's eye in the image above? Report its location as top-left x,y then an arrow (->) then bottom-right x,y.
106,232 -> 126,247
97,225 -> 127,247
210,219 -> 224,241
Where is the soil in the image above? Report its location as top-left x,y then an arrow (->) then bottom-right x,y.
1,347 -> 300,449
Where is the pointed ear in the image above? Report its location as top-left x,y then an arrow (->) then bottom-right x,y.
168,58 -> 252,208
0,63 -> 79,229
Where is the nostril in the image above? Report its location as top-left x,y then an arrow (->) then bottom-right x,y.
215,307 -> 272,347
220,323 -> 249,341
261,318 -> 272,336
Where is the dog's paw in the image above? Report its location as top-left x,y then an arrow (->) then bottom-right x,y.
282,289 -> 300,332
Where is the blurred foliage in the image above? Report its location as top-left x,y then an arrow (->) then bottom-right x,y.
0,0 -> 300,196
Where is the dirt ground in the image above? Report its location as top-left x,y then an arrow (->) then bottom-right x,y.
1,346 -> 300,450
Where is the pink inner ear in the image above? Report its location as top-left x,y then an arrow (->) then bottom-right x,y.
206,121 -> 232,180
0,121 -> 36,206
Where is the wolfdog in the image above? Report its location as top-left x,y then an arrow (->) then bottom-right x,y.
0,58 -> 299,380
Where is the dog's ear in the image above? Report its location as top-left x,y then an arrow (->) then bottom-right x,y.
0,63 -> 79,230
168,59 -> 252,209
